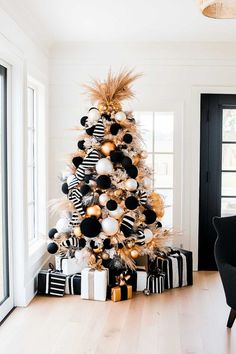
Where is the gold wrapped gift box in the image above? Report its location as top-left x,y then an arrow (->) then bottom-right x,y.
111,284 -> 132,302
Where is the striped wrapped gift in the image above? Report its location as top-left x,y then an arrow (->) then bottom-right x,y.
146,273 -> 165,294
38,269 -> 66,297
65,273 -> 81,295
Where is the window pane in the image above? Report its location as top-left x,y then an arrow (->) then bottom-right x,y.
28,203 -> 35,242
146,153 -> 153,170
134,112 -> 153,152
221,198 -> 236,217
27,87 -> 34,128
156,189 -> 173,207
221,172 -> 236,196
154,112 -> 174,152
154,154 -> 173,188
223,109 -> 236,142
222,143 -> 236,171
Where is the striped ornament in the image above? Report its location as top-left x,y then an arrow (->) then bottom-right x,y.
135,227 -> 145,246
76,149 -> 100,182
61,235 -> 79,248
68,189 -> 85,216
93,118 -> 104,141
69,211 -> 80,227
68,175 -> 78,190
139,191 -> 148,206
120,214 -> 135,237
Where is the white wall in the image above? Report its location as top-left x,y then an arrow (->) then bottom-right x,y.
0,7 -> 49,306
49,42 -> 236,270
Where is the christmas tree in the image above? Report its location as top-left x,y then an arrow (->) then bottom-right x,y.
47,69 -> 170,272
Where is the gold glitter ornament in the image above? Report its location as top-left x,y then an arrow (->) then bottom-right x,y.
100,141 -> 116,156
130,249 -> 139,259
73,227 -> 82,237
101,252 -> 110,260
86,205 -> 102,218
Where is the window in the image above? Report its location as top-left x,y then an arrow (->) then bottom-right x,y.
135,112 -> 174,227
27,86 -> 37,243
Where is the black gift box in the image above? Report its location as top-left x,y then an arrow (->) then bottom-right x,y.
65,273 -> 81,295
150,248 -> 193,289
38,269 -> 66,296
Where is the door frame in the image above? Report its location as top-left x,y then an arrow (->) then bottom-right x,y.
190,86 -> 236,270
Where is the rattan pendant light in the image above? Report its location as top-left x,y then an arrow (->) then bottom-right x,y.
199,0 -> 236,18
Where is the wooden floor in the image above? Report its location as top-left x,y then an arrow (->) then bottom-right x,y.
0,271 -> 236,354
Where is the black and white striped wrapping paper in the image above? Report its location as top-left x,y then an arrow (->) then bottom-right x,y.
65,273 -> 81,295
38,270 -> 66,297
146,273 -> 165,294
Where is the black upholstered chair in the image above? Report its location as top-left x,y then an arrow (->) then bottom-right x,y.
213,215 -> 236,328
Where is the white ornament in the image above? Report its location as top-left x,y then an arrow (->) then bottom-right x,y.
115,111 -> 126,122
144,228 -> 153,242
67,175 -> 76,185
56,218 -> 71,233
96,158 -> 113,175
109,206 -> 124,219
99,193 -> 109,206
88,108 -> 100,124
125,178 -> 138,191
102,217 -> 119,236
143,177 -> 152,189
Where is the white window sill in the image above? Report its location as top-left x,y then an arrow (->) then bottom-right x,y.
29,238 -> 47,265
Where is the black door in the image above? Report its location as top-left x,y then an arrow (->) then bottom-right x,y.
199,94 -> 236,270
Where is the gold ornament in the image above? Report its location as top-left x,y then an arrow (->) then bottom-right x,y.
130,249 -> 139,259
73,227 -> 81,237
114,189 -> 123,197
149,192 -> 165,218
98,100 -> 122,114
132,154 -> 141,166
86,205 -> 102,218
93,247 -> 103,254
101,252 -> 110,260
101,141 -> 116,156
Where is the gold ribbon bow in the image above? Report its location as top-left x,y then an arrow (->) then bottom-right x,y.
88,254 -> 104,271
115,272 -> 131,286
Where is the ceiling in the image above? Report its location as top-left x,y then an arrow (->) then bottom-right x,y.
1,0 -> 236,49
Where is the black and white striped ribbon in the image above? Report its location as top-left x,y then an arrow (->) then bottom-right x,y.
75,149 -> 100,182
120,214 -> 135,236
68,176 -> 78,190
61,236 -> 79,248
140,191 -> 147,206
93,118 -> 104,141
68,189 -> 85,216
69,211 -> 80,226
135,227 -> 145,246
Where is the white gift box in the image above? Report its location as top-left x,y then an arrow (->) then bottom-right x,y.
55,255 -> 87,275
81,268 -> 108,301
136,266 -> 147,291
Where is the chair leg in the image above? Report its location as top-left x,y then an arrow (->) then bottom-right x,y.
227,308 -> 236,328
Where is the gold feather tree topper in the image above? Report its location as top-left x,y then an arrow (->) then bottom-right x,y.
84,69 -> 142,114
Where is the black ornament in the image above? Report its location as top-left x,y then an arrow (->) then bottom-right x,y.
96,175 -> 111,189
77,140 -> 85,150
80,116 -> 88,126
61,183 -> 69,195
106,199 -> 117,211
110,151 -> 124,163
90,240 -> 97,249
101,113 -> 111,121
80,184 -> 91,196
48,228 -> 57,239
47,242 -> 58,254
118,243 -> 124,249
79,238 -> 86,249
123,133 -> 133,144
84,174 -> 93,183
89,107 -> 98,111
126,165 -> 138,178
156,221 -> 162,228
72,156 -> 83,167
143,209 -> 157,224
125,196 -> 139,210
103,238 -> 112,249
110,123 -> 122,135
80,217 -> 101,238
86,126 -> 95,136
121,156 -> 132,168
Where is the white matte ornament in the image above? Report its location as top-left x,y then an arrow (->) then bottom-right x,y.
109,206 -> 124,219
56,218 -> 71,233
144,228 -> 153,242
88,108 -> 100,124
115,111 -> 126,122
102,217 -> 119,236
99,193 -> 109,206
143,177 -> 152,189
96,158 -> 113,175
125,178 -> 138,191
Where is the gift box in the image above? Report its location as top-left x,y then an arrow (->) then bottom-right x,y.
136,266 -> 147,292
108,269 -> 137,292
55,254 -> 87,275
65,273 -> 81,295
109,284 -> 132,302
38,268 -> 66,296
146,273 -> 165,294
151,248 -> 193,289
81,268 -> 108,301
